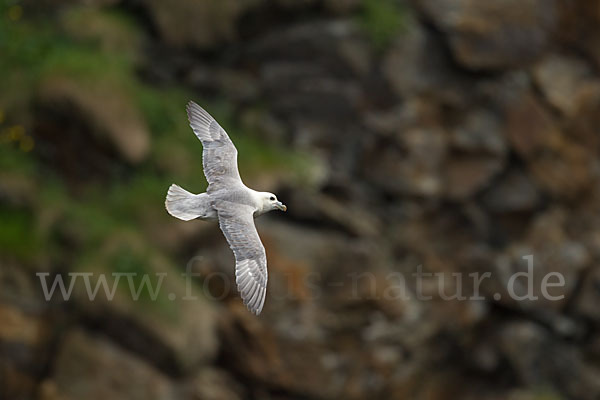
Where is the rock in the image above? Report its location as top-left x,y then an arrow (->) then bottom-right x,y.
505,389 -> 564,400
0,303 -> 51,400
0,303 -> 46,346
282,189 -> 381,237
0,264 -> 55,400
338,36 -> 372,77
70,232 -> 218,373
443,107 -> 507,199
218,306 -> 338,398
274,0 -> 318,9
41,329 -> 173,400
500,322 -> 600,399
575,266 -> 600,321
450,109 -> 506,156
564,82 -> 600,150
557,0 -> 600,69
60,6 -> 144,57
142,0 -> 263,49
178,368 -> 244,400
29,0 -> 122,6
37,77 -> 150,165
532,54 -> 597,117
248,19 -> 368,79
493,208 -> 590,311
324,0 -> 361,14
506,94 -> 593,198
527,143 -> 592,198
416,0 -> 558,69
443,155 -> 504,199
260,62 -> 362,120
506,94 -> 561,157
0,172 -> 37,207
240,108 -> 287,145
383,16 -> 466,100
216,70 -> 261,102
481,168 -> 539,213
9,1 -> 600,398
361,105 -> 448,197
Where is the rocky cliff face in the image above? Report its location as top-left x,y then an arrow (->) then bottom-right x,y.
3,0 -> 600,399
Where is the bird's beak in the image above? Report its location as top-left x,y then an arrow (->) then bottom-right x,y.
276,201 -> 287,212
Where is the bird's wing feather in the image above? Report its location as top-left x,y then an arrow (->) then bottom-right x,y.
215,202 -> 267,315
186,101 -> 242,193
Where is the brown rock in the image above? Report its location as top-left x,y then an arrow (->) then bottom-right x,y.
416,0 -> 558,69
42,329 -> 173,400
528,143 -> 592,198
71,232 -> 219,373
142,0 -> 263,49
324,0 -> 360,14
0,303 -> 51,400
444,155 -> 503,200
60,7 -> 143,56
506,94 -> 561,157
506,94 -> 593,198
218,307 -> 339,398
0,304 -> 45,345
179,368 -> 244,400
38,77 -> 150,164
532,54 -> 597,117
0,265 -> 55,400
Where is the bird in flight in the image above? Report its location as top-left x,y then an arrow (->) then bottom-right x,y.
165,101 -> 287,315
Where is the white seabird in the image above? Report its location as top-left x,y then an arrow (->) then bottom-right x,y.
165,101 -> 287,315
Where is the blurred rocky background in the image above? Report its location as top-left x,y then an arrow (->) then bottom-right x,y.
2,0 -> 600,399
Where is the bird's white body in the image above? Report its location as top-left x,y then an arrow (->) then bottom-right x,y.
166,185 -> 280,221
165,101 -> 286,315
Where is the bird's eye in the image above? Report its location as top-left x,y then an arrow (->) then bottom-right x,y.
270,196 -> 275,201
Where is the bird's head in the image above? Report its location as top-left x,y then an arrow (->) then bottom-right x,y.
261,192 -> 287,212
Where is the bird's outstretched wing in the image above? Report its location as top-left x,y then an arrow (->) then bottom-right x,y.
215,202 -> 268,315
186,101 -> 242,193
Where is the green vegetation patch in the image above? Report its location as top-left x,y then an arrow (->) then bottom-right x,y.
0,207 -> 41,259
359,0 -> 407,50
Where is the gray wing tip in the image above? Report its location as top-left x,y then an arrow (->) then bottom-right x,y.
236,259 -> 266,316
187,101 -> 222,145
186,101 -> 212,123
244,289 -> 265,315
186,100 -> 200,114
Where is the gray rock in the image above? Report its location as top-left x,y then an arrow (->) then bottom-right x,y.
383,16 -> 466,100
493,208 -> 589,311
500,321 -> 600,399
451,109 -> 506,156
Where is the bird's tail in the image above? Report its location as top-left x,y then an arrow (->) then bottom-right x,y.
165,184 -> 204,221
